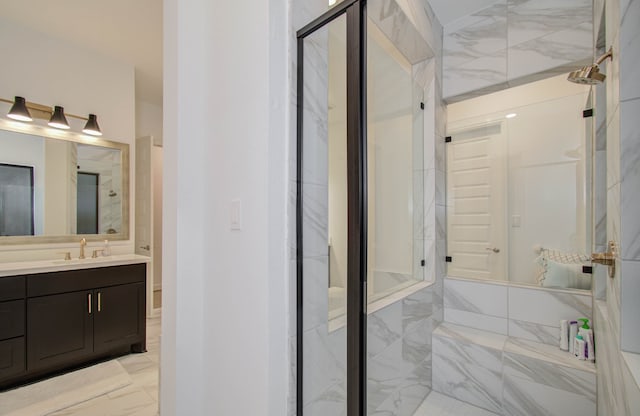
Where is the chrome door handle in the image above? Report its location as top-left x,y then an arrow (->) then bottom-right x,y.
486,247 -> 500,253
140,245 -> 150,250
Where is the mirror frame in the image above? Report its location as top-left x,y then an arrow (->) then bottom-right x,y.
0,118 -> 129,245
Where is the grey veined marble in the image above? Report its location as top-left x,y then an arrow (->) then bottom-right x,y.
442,0 -> 593,101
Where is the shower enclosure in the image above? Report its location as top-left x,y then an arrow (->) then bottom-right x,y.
297,0 -> 434,414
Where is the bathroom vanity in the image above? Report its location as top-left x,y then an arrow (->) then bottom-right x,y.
0,256 -> 148,390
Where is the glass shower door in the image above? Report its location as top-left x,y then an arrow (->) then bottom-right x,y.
298,12 -> 349,416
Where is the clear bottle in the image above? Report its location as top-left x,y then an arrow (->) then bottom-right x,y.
103,240 -> 111,256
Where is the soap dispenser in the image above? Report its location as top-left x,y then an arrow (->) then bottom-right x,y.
578,318 -> 595,362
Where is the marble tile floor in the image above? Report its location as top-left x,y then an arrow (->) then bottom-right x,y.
413,392 -> 499,416
15,311 -> 496,416
35,313 -> 161,416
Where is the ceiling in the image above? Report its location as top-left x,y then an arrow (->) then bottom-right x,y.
1,0 -> 163,106
0,0 -> 494,107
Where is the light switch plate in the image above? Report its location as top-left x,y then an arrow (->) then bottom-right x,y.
230,199 -> 242,230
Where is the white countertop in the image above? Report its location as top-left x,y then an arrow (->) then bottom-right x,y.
0,254 -> 151,277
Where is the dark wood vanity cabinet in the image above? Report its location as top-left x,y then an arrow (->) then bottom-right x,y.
93,282 -> 145,354
0,276 -> 26,384
0,263 -> 146,389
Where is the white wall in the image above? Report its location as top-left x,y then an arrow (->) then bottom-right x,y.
43,140 -> 75,235
161,0 -> 289,415
136,100 -> 164,146
0,16 -> 136,258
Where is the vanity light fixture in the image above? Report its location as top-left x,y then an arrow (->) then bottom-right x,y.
2,95 -> 102,135
48,106 -> 70,129
82,114 -> 102,136
7,96 -> 33,122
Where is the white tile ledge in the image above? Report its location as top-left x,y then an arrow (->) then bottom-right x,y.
434,322 -> 596,373
446,275 -> 593,296
0,254 -> 150,277
505,337 -> 596,374
622,352 -> 640,390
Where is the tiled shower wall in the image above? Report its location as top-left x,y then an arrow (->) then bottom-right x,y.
594,0 -> 640,413
443,278 -> 593,345
442,0 -> 593,102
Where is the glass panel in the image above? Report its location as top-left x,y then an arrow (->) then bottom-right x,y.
366,0 -> 430,414
366,10 -> 425,306
301,13 -> 347,415
446,75 -> 593,290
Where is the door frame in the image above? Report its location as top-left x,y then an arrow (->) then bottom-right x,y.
296,1 -> 368,414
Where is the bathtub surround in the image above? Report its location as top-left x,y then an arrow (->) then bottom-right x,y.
442,0 -> 593,102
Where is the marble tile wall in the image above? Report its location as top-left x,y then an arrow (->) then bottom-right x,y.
443,278 -> 593,347
368,287 -> 434,415
617,0 -> 640,354
442,0 -> 593,102
433,322 -> 597,416
593,300 -> 637,415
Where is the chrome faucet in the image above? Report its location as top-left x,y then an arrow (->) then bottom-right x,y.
79,238 -> 87,259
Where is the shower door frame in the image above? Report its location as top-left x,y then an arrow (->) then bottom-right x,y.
296,1 -> 368,415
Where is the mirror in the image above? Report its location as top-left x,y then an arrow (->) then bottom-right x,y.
0,118 -> 129,244
445,75 -> 592,291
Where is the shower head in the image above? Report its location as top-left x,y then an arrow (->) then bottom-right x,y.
567,47 -> 613,85
568,65 -> 606,85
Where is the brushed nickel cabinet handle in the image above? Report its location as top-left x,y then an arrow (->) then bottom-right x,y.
98,292 -> 102,312
88,293 -> 92,314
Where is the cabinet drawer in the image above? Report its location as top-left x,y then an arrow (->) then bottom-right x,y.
0,337 -> 25,382
28,264 -> 146,297
0,300 -> 24,340
0,276 -> 26,302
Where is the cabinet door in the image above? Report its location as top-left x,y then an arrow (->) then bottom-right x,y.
94,283 -> 145,354
27,291 -> 93,372
0,337 -> 25,384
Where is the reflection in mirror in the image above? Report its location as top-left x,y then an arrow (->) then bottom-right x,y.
446,75 -> 592,291
0,119 -> 128,243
